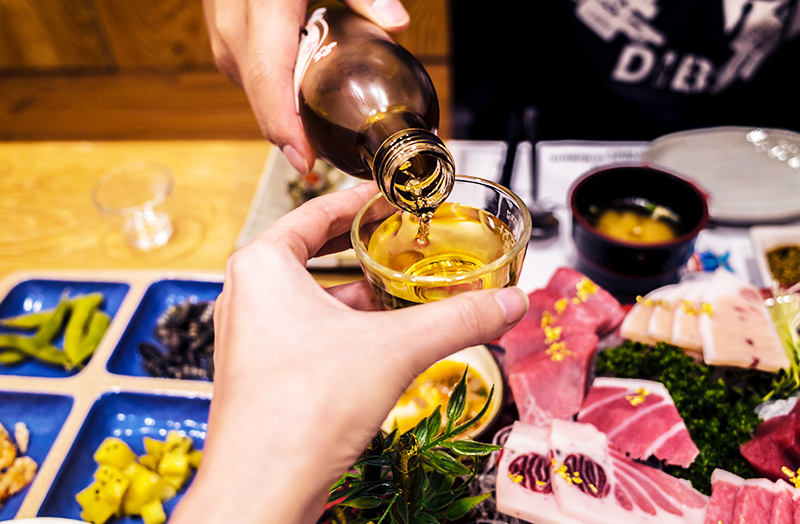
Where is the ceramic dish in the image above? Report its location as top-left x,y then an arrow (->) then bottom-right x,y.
0,270 -> 217,521
642,126 -> 800,225
749,225 -> 800,288
380,344 -> 504,439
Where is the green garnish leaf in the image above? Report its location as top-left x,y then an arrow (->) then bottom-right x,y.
426,406 -> 442,440
442,492 -> 491,521
413,512 -> 440,524
425,450 -> 471,477
414,417 -> 429,448
423,490 -> 458,512
339,496 -> 384,509
440,439 -> 502,456
445,367 -> 469,433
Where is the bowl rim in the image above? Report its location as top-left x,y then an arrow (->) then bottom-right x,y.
569,163 -> 710,248
351,174 -> 532,284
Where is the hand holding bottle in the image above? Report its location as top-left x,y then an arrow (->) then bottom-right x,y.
202,0 -> 411,175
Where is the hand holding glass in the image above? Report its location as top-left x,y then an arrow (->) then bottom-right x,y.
352,175 -> 532,309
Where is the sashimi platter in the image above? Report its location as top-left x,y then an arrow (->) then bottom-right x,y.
477,266 -> 800,524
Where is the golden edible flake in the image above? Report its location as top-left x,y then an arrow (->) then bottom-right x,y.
509,473 -> 523,484
541,311 -> 555,328
575,278 -> 598,303
544,326 -> 563,344
636,295 -> 655,307
701,302 -> 713,316
782,466 -> 800,488
546,342 -> 572,362
625,387 -> 650,406
681,300 -> 698,315
552,459 -> 582,485
555,298 -> 568,314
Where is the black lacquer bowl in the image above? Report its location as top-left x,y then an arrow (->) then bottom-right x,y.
569,165 -> 710,302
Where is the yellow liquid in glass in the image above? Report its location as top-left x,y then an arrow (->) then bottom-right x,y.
366,202 -> 515,305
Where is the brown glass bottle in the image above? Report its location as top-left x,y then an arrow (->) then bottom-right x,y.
294,1 -> 454,215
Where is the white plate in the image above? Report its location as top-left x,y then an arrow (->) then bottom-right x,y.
749,224 -> 800,288
642,127 -> 800,225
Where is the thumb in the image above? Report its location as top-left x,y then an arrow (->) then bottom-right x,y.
345,0 -> 410,32
383,287 -> 529,372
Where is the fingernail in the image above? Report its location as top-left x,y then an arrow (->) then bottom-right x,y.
283,145 -> 309,175
370,0 -> 409,28
494,287 -> 529,324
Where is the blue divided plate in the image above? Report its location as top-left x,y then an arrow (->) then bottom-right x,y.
38,391 -> 209,521
0,391 -> 74,521
0,280 -> 130,378
106,279 -> 222,380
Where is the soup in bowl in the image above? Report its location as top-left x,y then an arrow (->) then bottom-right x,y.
569,165 -> 710,301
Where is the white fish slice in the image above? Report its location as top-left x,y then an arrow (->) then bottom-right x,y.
646,284 -> 683,345
698,269 -> 789,372
670,279 -> 710,353
620,286 -> 673,346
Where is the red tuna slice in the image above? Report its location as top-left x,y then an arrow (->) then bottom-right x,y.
578,377 -> 700,467
613,461 -> 680,516
770,480 -> 794,524
704,469 -> 745,524
610,450 -> 708,510
740,404 -> 800,482
740,432 -> 793,482
545,267 -> 626,335
500,288 -> 603,375
731,478 -> 776,524
653,430 -> 704,472
508,330 -> 598,425
773,424 -> 800,465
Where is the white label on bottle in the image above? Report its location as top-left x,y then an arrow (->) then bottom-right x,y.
294,7 -> 337,113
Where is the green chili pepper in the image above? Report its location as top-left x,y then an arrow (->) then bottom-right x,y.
0,310 -> 54,330
0,333 -> 67,367
64,293 -> 104,366
32,294 -> 70,346
68,310 -> 111,368
0,348 -> 27,366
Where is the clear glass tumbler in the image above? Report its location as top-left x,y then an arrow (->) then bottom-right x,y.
352,175 -> 532,309
92,162 -> 174,251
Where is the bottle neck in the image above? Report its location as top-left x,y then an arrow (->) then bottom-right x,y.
373,129 -> 455,215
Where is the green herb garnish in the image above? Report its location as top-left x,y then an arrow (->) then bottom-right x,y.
595,340 -> 795,494
328,367 -> 500,524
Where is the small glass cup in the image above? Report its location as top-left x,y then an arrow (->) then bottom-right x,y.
92,162 -> 174,251
352,175 -> 532,309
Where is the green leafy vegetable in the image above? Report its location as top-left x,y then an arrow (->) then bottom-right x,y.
595,340 -> 794,494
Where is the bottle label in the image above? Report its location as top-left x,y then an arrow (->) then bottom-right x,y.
294,7 -> 338,113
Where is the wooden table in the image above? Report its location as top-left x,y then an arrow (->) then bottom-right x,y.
0,140 -> 362,288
